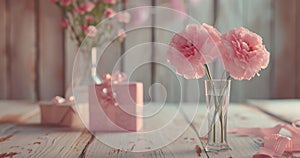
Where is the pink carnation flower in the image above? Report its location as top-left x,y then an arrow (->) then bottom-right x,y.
220,27 -> 270,80
102,0 -> 116,5
167,24 -> 221,79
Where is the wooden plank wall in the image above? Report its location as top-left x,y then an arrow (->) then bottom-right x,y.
0,0 -> 64,101
0,0 -> 299,101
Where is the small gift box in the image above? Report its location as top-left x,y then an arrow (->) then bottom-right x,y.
39,97 -> 82,127
88,72 -> 143,132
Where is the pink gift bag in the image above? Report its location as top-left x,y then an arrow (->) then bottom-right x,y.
89,82 -> 143,132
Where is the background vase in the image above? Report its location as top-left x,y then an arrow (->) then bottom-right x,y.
205,79 -> 231,152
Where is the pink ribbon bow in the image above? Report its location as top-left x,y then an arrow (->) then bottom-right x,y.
229,120 -> 300,157
98,71 -> 126,107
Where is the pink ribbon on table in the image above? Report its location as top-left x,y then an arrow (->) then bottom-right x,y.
228,120 -> 300,157
98,71 -> 126,107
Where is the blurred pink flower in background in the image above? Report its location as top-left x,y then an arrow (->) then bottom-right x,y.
60,0 -> 73,6
104,8 -> 116,18
167,24 -> 221,79
60,20 -> 68,28
117,29 -> 126,41
74,6 -> 86,15
117,11 -> 131,23
81,2 -> 95,12
130,6 -> 150,26
86,26 -> 98,37
51,0 -> 58,3
86,15 -> 94,23
102,0 -> 116,5
171,0 -> 186,21
220,27 -> 270,80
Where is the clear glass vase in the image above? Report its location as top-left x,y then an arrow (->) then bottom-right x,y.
205,79 -> 231,152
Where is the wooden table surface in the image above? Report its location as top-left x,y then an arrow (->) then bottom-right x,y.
0,100 -> 299,158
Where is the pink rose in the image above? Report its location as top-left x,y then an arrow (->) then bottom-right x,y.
104,8 -> 116,18
167,24 -> 221,79
102,0 -> 116,5
60,20 -> 68,28
117,29 -> 126,41
220,27 -> 270,80
117,11 -> 131,23
81,2 -> 95,12
60,0 -> 73,6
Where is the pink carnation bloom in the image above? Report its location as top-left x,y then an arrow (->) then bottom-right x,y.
117,11 -> 131,23
103,0 -> 116,5
104,8 -> 116,18
221,27 -> 270,80
167,24 -> 221,79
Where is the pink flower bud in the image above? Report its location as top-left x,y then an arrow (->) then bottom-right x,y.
104,8 -> 116,18
81,2 -> 95,12
118,29 -> 126,41
60,20 -> 68,28
60,0 -> 73,6
117,11 -> 131,23
102,0 -> 116,5
86,15 -> 94,23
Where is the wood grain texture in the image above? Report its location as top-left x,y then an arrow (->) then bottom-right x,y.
85,105 -> 208,157
296,0 -> 300,98
0,100 -> 39,123
0,0 -> 8,99
0,125 -> 91,158
248,99 -> 300,122
9,0 -> 37,100
38,0 -> 64,100
273,0 -> 297,98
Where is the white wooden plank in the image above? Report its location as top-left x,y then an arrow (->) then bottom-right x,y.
0,0 -> 8,99
242,0 -> 273,100
85,105 -> 208,157
248,99 -> 300,122
0,101 -> 39,123
38,0 -> 64,100
9,0 -> 37,100
0,125 -> 91,157
273,0 -> 297,98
